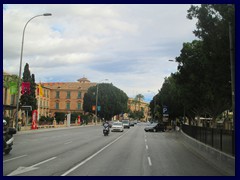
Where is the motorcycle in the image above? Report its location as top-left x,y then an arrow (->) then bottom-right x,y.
103,123 -> 109,136
3,120 -> 17,154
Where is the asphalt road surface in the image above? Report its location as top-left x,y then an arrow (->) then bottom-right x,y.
3,123 -> 227,176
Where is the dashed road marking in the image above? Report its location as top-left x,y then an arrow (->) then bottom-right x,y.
148,157 -> 152,166
64,141 -> 72,145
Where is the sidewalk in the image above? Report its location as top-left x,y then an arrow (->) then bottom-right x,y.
178,130 -> 235,176
15,123 -> 97,135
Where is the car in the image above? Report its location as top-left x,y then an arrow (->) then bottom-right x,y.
144,122 -> 165,132
130,121 -> 135,126
111,122 -> 124,132
122,119 -> 130,129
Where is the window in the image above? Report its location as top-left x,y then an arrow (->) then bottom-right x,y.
77,103 -> 81,110
67,91 -> 71,99
55,102 -> 59,109
78,91 -> 82,99
66,102 -> 70,110
56,91 -> 60,98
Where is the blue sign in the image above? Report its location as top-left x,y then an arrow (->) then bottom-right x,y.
97,106 -> 101,111
163,106 -> 168,115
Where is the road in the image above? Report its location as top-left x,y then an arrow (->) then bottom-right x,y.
3,123 -> 227,176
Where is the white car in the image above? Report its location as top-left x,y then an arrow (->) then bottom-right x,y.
111,122 -> 124,132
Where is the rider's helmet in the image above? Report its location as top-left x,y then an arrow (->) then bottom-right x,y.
3,119 -> 7,126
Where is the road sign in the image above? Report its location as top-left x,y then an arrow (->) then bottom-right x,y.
163,106 -> 168,116
20,106 -> 32,111
97,106 -> 101,111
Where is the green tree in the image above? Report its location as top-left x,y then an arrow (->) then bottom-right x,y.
186,4 -> 233,123
19,63 -> 38,114
83,83 -> 128,120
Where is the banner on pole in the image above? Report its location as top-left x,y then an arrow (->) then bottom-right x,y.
38,84 -> 44,97
21,82 -> 30,95
9,82 -> 17,95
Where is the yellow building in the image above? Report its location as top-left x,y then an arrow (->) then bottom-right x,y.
127,98 -> 150,121
40,77 -> 96,118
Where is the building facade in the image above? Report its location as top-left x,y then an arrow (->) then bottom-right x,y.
40,77 -> 96,118
4,72 -> 150,124
127,98 -> 150,121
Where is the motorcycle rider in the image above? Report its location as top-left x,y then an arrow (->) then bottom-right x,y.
103,120 -> 110,134
3,120 -> 8,149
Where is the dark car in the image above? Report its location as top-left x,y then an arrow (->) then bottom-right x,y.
144,123 -> 165,132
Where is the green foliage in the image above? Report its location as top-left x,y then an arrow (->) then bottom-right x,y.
19,63 -> 38,114
39,116 -> 54,125
150,5 -> 234,125
128,110 -> 144,120
83,83 -> 128,120
3,74 -> 19,88
54,112 -> 66,123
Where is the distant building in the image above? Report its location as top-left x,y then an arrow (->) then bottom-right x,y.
39,77 -> 96,118
127,98 -> 150,121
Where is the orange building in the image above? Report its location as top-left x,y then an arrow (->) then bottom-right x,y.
39,77 -> 96,118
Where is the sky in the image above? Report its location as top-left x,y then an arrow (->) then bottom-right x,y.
3,4 -> 198,102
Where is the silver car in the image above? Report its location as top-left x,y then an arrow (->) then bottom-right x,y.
111,122 -> 124,132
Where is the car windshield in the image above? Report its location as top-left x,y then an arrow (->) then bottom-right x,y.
149,123 -> 158,126
113,122 -> 122,126
122,120 -> 129,124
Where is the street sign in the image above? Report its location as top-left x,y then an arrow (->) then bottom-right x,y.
20,106 -> 32,111
163,106 -> 168,116
97,106 -> 101,111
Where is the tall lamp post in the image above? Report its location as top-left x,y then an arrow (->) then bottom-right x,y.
228,4 -> 235,130
15,13 -> 52,130
95,79 -> 108,125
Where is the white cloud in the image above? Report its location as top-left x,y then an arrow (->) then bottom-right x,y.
3,4 -> 197,102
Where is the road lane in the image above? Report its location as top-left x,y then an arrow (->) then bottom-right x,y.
65,124 -> 150,176
145,131 -> 226,176
3,125 -> 127,176
3,123 -> 227,176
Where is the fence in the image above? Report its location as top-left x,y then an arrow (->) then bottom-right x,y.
182,124 -> 235,156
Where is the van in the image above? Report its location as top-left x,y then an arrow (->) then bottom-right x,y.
122,119 -> 130,129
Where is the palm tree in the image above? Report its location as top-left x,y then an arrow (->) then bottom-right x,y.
135,94 -> 144,111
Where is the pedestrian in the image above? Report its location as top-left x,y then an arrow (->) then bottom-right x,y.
18,119 -> 22,131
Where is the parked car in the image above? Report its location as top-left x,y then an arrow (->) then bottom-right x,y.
122,119 -> 130,129
111,122 -> 124,132
144,123 -> 165,132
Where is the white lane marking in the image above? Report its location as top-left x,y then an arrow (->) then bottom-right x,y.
61,131 -> 128,176
3,155 -> 28,163
64,141 -> 72,145
7,157 -> 57,176
31,157 -> 57,167
146,145 -> 148,150
148,157 -> 152,166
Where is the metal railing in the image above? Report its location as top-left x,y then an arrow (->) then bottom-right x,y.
182,124 -> 235,156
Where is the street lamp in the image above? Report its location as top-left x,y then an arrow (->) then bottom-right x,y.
228,4 -> 235,130
95,79 -> 108,125
15,13 -> 52,130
